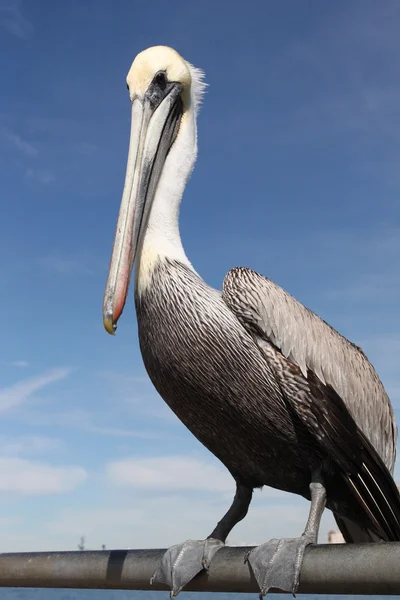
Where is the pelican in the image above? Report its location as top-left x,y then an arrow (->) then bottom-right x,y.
103,46 -> 400,596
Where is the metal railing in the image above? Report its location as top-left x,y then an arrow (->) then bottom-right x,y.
0,543 -> 399,594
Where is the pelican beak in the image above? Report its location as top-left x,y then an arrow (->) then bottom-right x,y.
103,81 -> 183,335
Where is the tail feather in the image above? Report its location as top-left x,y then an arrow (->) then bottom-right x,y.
333,514 -> 380,543
338,430 -> 400,542
301,373 -> 400,542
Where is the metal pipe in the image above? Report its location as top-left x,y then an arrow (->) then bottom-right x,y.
0,543 -> 399,594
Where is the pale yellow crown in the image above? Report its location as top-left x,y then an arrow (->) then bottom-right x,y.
126,45 -> 206,111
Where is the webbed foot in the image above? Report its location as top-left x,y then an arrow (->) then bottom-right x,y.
151,537 -> 224,597
246,533 -> 313,596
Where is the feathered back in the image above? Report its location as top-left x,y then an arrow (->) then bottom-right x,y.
222,266 -> 397,473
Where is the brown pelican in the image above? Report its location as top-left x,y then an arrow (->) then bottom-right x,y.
103,46 -> 400,596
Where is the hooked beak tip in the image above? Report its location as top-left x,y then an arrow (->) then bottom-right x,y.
103,313 -> 117,336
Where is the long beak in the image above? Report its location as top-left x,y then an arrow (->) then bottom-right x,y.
103,84 -> 183,335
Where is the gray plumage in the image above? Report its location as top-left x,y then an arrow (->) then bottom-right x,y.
223,266 -> 397,472
136,258 -> 400,540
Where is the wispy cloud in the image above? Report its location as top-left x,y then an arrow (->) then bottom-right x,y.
0,458 -> 86,495
1,127 -> 37,157
25,168 -> 55,185
41,492 -> 327,552
100,371 -> 180,423
0,368 -> 71,411
8,360 -> 28,367
107,455 -> 235,493
0,128 -> 55,185
20,407 -> 178,441
16,409 -> 175,441
0,0 -> 33,39
84,424 -> 176,440
0,435 -> 62,456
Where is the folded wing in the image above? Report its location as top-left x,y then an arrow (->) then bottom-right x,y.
223,266 -> 400,541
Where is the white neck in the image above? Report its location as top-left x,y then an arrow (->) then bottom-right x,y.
135,107 -> 197,295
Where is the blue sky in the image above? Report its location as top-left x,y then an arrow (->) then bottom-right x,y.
0,0 -> 399,551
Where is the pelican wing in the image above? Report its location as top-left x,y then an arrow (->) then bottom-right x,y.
222,266 -> 400,541
222,267 -> 397,472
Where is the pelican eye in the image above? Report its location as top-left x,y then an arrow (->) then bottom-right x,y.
154,71 -> 167,89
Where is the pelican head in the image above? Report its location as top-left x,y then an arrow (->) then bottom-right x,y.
103,46 -> 204,335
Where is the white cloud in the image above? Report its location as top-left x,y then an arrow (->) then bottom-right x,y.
1,127 -> 37,156
0,435 -> 62,456
19,407 -> 176,441
0,457 -> 338,551
84,424 -> 176,439
107,455 -> 236,493
101,371 -> 181,423
0,485 -> 340,552
0,367 -> 71,411
0,458 -> 86,495
27,491 -> 337,553
9,360 -> 29,367
0,0 -> 33,39
21,407 -> 91,428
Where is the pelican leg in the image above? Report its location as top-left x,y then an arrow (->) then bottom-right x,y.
151,482 -> 252,597
246,479 -> 326,597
